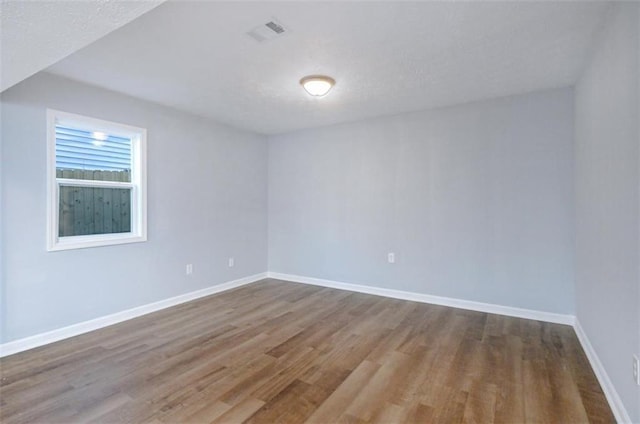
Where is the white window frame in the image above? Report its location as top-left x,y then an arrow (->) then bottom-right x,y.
47,109 -> 147,251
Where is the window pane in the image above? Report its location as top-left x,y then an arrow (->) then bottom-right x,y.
55,125 -> 132,182
58,186 -> 132,237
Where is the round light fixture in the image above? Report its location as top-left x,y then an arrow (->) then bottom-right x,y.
300,75 -> 335,97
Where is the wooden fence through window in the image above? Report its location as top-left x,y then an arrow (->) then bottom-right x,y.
57,169 -> 132,237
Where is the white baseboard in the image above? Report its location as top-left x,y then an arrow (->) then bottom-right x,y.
267,272 -> 575,325
574,319 -> 632,424
0,272 -> 268,358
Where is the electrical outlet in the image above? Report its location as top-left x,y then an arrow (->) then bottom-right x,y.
633,355 -> 640,386
186,264 -> 193,275
228,257 -> 235,268
387,252 -> 395,264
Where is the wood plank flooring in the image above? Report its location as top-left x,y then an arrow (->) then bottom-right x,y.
0,279 -> 614,423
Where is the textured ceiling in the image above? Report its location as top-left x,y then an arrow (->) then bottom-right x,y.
0,0 -> 165,92
46,1 -> 610,135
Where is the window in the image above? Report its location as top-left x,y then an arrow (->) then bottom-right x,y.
47,110 -> 147,251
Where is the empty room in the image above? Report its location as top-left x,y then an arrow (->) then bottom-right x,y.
0,1 -> 638,423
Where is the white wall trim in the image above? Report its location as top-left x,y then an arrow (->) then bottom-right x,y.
574,319 -> 632,424
0,272 -> 267,358
1,271 -> 575,358
267,272 -> 575,325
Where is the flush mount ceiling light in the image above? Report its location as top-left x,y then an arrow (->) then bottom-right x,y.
300,75 -> 335,97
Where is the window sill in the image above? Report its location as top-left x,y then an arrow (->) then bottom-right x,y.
47,233 -> 147,251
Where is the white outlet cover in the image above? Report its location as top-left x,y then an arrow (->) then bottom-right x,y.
388,253 -> 395,263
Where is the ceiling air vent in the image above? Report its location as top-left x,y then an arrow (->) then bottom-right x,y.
265,21 -> 285,34
247,18 -> 288,42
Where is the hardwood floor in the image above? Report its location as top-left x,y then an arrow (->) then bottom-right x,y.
0,279 -> 613,423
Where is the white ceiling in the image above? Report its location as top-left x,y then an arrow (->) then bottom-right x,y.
45,1 -> 611,135
0,0 -> 165,92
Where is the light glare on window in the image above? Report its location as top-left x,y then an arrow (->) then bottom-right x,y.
92,131 -> 107,146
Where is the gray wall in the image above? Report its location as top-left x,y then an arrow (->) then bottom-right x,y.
0,84 -> 4,342
0,73 -> 268,343
574,3 -> 640,422
268,88 -> 575,314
